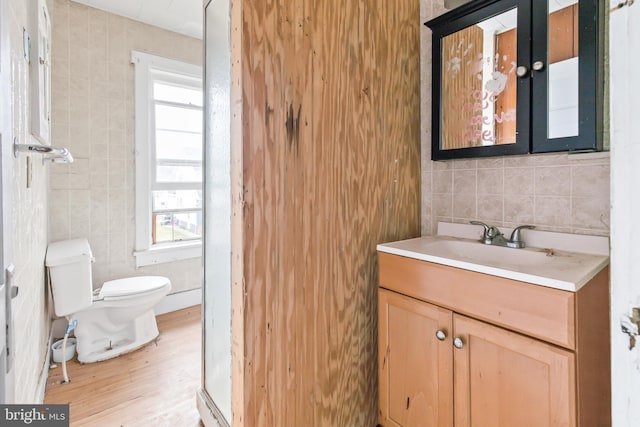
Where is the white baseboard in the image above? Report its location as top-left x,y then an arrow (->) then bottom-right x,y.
154,288 -> 202,315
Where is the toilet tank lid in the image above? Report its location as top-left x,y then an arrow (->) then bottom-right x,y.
46,239 -> 93,267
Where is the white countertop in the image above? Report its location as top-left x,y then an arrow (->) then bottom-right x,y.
377,223 -> 610,292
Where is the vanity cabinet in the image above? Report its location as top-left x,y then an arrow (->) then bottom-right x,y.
378,289 -> 454,426
452,314 -> 574,426
377,252 -> 610,427
425,0 -> 604,160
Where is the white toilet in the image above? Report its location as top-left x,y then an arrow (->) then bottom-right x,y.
45,239 -> 171,363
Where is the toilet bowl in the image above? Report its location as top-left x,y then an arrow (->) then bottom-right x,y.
45,239 -> 171,363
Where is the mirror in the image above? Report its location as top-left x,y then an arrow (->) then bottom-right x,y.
547,0 -> 579,139
427,0 -> 603,159
441,8 -> 518,150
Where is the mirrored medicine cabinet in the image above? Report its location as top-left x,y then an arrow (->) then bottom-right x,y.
425,0 -> 604,160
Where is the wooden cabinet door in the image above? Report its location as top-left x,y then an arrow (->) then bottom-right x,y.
378,289 -> 453,427
453,314 -> 575,427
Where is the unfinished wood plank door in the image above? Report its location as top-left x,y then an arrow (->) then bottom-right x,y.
236,0 -> 421,424
378,289 -> 453,427
453,314 -> 576,427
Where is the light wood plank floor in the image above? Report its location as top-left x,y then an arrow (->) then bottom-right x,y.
45,305 -> 203,427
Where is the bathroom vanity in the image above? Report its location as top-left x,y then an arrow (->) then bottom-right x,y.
377,223 -> 610,426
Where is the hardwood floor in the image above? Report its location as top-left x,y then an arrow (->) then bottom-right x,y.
44,305 -> 203,427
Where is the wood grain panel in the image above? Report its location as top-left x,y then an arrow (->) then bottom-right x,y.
378,289 -> 454,427
441,25 -> 483,149
229,0 -> 245,424
378,252 -> 576,349
241,0 -> 266,425
575,267 -> 611,426
234,0 -> 421,425
495,28 -> 517,145
549,4 -> 579,64
453,314 -> 576,427
573,4 -> 579,61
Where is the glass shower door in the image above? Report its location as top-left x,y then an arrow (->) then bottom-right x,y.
200,0 -> 231,424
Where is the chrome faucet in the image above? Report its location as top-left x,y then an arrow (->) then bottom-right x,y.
470,221 -> 505,245
470,221 -> 535,248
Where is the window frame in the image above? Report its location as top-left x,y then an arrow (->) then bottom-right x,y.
131,51 -> 203,267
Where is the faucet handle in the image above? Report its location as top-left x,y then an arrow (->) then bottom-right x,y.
509,225 -> 536,247
470,220 -> 490,236
470,221 -> 495,243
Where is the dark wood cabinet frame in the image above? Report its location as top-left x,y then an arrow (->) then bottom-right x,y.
425,0 -> 604,160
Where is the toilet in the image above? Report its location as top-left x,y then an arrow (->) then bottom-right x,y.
45,239 -> 171,363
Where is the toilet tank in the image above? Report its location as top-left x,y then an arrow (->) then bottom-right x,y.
45,239 -> 94,317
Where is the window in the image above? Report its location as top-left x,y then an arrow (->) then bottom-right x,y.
132,51 -> 203,267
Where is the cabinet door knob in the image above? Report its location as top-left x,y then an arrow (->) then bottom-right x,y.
516,65 -> 528,77
435,330 -> 447,341
532,60 -> 545,71
453,337 -> 464,349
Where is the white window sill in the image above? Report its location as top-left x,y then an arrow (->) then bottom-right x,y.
134,241 -> 202,267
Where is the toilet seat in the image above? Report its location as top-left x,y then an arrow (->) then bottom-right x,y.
97,276 -> 171,301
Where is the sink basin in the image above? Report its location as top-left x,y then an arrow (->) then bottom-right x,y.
377,232 -> 610,292
418,239 -> 552,268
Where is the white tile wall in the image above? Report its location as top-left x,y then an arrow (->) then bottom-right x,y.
421,1 -> 610,237
4,0 -> 52,404
49,0 -> 203,292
